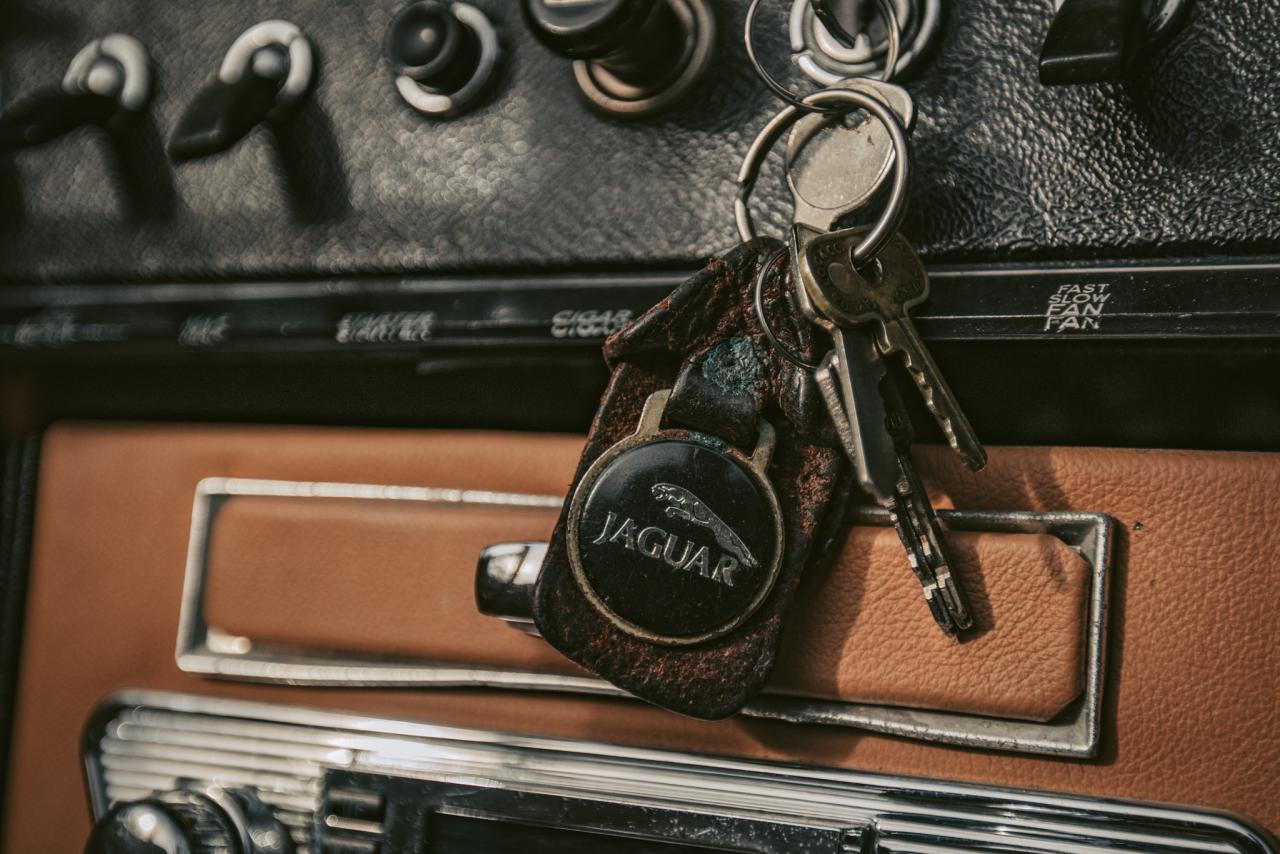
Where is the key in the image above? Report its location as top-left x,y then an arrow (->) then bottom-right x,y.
785,82 -> 915,502
778,83 -> 971,635
817,315 -> 971,634
786,78 -> 916,232
813,326 -> 897,503
799,228 -> 988,471
785,78 -> 914,300
881,372 -> 974,634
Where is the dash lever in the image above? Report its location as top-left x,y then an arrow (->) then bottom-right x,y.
0,34 -> 150,151
169,20 -> 314,162
1039,0 -> 1192,85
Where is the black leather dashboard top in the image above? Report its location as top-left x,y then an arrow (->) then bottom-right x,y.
0,0 -> 1276,284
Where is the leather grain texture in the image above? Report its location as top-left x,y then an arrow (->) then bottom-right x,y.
2,0 -> 1277,284
771,526 -> 1088,720
4,424 -> 1280,852
202,463 -> 1088,721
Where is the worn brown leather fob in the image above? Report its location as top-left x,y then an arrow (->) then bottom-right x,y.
532,240 -> 847,719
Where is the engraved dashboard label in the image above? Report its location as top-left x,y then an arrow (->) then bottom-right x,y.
0,310 -> 128,348
335,311 -> 436,344
1044,283 -> 1111,333
568,428 -> 783,645
550,308 -> 633,339
178,313 -> 231,347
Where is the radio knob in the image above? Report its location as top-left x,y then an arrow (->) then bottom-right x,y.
85,791 -> 239,854
523,0 -> 714,117
85,787 -> 293,854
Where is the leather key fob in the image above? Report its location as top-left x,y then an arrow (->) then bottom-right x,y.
532,239 -> 847,719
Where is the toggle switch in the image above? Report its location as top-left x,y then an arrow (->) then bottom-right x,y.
0,34 -> 150,151
386,1 -> 501,118
523,0 -> 715,117
1039,0 -> 1192,85
168,20 -> 314,162
788,0 -> 943,85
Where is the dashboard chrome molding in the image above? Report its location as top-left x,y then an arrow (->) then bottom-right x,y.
177,478 -> 1115,758
5,260 -> 1280,359
83,691 -> 1278,854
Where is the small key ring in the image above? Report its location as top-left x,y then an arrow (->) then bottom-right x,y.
745,0 -> 902,116
753,247 -> 821,371
735,87 -> 911,265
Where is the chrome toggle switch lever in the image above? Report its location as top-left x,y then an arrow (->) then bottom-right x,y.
168,20 -> 315,162
523,0 -> 715,117
0,34 -> 151,151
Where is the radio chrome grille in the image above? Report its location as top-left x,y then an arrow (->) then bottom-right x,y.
83,692 -> 1276,854
94,706 -> 333,851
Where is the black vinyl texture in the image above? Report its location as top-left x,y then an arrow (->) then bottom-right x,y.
0,0 -> 1276,285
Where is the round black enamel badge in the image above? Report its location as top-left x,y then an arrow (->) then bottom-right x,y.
567,435 -> 784,645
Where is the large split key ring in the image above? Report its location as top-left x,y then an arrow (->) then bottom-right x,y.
735,86 -> 910,265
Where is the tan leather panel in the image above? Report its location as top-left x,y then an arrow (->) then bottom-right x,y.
5,425 -> 1280,853
772,527 -> 1087,720
205,496 -> 572,670
203,490 -> 1087,720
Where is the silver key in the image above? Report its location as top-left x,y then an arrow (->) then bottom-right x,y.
881,372 -> 974,634
813,326 -> 897,502
780,84 -> 974,635
786,78 -> 915,230
800,228 -> 987,471
785,81 -> 916,501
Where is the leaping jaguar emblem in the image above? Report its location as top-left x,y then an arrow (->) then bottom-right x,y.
651,483 -> 758,571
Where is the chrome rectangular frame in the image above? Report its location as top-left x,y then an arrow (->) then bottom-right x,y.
177,478 -> 1115,758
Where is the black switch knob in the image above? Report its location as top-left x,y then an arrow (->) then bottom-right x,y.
524,0 -> 714,117
386,1 -> 501,117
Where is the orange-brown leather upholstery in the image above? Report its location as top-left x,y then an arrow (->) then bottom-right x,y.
4,424 -> 1279,853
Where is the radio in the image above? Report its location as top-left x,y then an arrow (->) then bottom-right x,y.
83,693 -> 1275,854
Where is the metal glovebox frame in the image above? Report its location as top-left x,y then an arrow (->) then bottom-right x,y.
176,477 -> 1115,758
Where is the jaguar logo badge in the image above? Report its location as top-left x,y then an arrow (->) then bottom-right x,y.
567,390 -> 784,646
652,483 -> 758,572
589,483 -> 756,589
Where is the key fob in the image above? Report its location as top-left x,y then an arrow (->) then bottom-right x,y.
532,240 -> 847,719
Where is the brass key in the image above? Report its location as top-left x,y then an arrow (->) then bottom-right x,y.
800,229 -> 987,472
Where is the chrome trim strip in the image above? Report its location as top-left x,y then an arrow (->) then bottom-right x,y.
177,478 -> 1114,757
83,692 -> 1278,854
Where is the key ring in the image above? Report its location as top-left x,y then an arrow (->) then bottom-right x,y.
745,0 -> 901,116
753,247 -> 821,371
735,87 -> 910,265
